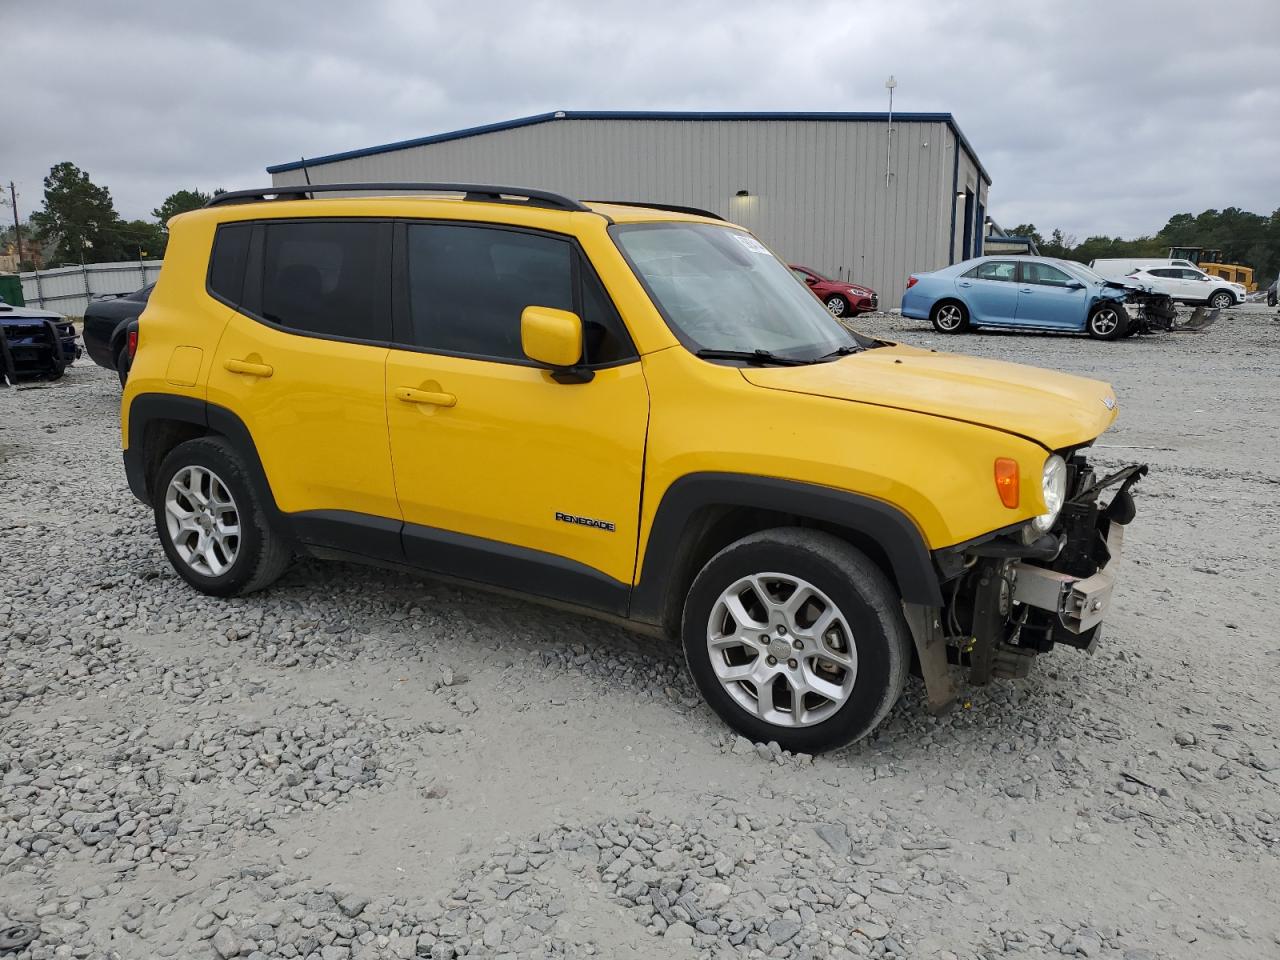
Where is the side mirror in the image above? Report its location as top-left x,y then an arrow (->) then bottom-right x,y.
1065,280 -> 1085,290
521,305 -> 591,383
804,276 -> 817,285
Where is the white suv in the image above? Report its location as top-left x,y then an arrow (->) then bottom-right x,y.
1125,266 -> 1244,309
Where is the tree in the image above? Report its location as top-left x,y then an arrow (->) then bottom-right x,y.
29,162 -> 120,267
111,219 -> 167,260
153,188 -> 216,225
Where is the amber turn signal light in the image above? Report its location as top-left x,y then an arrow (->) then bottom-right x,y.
994,458 -> 1020,508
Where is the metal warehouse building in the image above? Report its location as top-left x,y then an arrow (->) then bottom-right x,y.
268,111 -> 991,308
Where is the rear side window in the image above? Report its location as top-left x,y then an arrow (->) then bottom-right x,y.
256,221 -> 387,341
965,261 -> 1016,282
208,223 -> 251,305
405,223 -> 633,365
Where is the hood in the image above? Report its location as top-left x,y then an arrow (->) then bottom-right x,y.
836,281 -> 874,295
741,344 -> 1118,449
0,304 -> 64,321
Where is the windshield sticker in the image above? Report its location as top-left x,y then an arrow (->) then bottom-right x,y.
731,233 -> 770,255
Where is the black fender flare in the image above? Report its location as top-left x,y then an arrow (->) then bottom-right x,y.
124,394 -> 283,531
629,472 -> 944,626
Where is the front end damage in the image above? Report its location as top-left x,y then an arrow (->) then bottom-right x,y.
1109,283 -> 1176,334
907,455 -> 1147,709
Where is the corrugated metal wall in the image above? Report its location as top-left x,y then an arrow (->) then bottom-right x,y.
272,118 -> 986,308
21,261 -> 161,316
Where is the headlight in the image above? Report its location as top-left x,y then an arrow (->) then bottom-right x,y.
1032,455 -> 1067,533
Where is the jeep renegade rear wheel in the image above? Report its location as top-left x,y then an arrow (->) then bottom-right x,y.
682,528 -> 911,753
154,437 -> 291,596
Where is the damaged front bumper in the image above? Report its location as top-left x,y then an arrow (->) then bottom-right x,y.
909,458 -> 1147,708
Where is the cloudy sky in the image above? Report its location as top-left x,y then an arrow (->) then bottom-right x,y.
5,1 -> 1277,239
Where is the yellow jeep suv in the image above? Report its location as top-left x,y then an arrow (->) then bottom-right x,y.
122,183 -> 1145,752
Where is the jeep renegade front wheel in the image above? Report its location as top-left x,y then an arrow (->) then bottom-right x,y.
682,528 -> 911,753
153,437 -> 291,596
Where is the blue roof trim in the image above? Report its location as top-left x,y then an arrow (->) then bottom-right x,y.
268,110 -> 991,185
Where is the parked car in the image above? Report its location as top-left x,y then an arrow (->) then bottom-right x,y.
901,256 -> 1173,340
0,296 -> 81,383
1120,266 -> 1244,309
123,183 -> 1146,752
789,265 -> 878,317
1090,257 -> 1200,275
84,284 -> 153,383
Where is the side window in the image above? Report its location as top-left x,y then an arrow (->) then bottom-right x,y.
1023,262 -> 1073,287
968,261 -> 1016,282
1148,268 -> 1175,279
207,223 -> 252,305
1181,269 -> 1206,281
406,223 -> 633,365
257,221 -> 387,340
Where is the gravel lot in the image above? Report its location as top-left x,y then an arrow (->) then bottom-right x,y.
3,303 -> 1278,960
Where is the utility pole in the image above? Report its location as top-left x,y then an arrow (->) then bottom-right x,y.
8,182 -> 23,268
884,76 -> 897,187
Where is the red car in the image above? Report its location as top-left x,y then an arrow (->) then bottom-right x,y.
789,264 -> 878,318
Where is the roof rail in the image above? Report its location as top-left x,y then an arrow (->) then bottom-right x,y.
589,200 -> 725,221
205,182 -> 591,212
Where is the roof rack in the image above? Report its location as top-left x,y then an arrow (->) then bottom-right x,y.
205,182 -> 590,212
589,200 -> 725,221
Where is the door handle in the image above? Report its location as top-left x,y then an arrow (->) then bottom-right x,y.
394,386 -> 456,407
957,281 -> 972,288
1019,287 -> 1034,294
224,358 -> 273,377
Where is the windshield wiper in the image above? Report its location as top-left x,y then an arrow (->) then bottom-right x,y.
815,344 -> 864,360
695,348 -> 814,366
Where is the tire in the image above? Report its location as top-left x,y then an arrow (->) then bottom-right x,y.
115,346 -> 130,386
681,528 -> 911,754
930,300 -> 968,333
825,295 -> 849,318
1087,302 -> 1128,340
153,437 -> 291,597
1208,290 -> 1235,310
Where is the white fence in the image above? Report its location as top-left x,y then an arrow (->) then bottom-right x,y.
20,260 -> 163,317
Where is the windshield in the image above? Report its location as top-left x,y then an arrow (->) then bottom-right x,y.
1054,259 -> 1107,284
613,222 -> 860,360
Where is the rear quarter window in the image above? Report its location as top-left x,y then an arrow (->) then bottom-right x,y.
207,223 -> 252,305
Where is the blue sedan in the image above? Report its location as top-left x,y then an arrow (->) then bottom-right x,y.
901,256 -> 1135,340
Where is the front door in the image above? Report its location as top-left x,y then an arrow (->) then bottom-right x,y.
205,219 -> 401,546
1015,261 -> 1089,329
384,221 -> 649,613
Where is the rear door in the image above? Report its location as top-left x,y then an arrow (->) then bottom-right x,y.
205,218 -> 401,552
957,260 -> 1018,323
383,220 -> 649,612
1015,261 -> 1088,329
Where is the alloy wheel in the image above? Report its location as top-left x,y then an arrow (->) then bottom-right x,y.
826,297 -> 847,317
1091,308 -> 1119,336
936,305 -> 963,330
163,465 -> 241,576
705,573 -> 857,727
